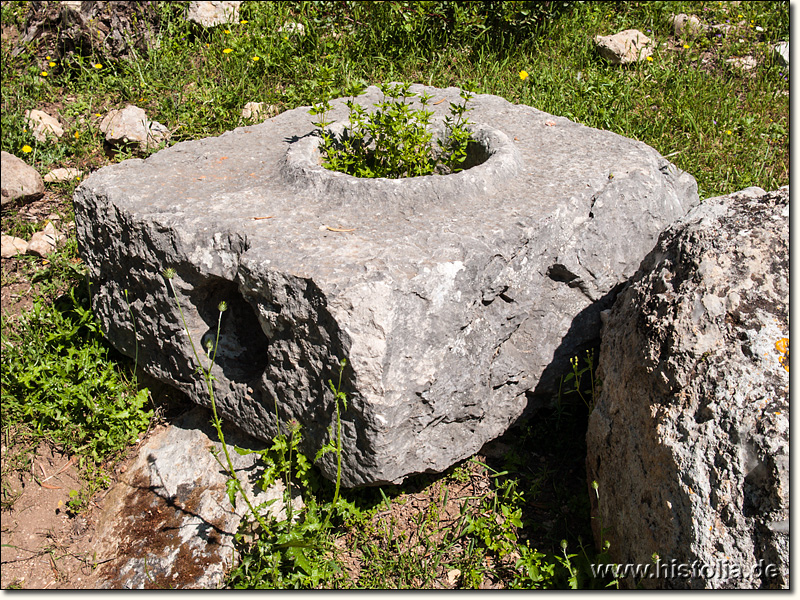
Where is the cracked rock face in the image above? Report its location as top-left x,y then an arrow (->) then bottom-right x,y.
586,186 -> 789,589
74,85 -> 698,487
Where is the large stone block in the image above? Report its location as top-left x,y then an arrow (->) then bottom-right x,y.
74,85 -> 698,487
586,187 -> 789,588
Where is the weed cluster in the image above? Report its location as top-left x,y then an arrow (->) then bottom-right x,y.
311,80 -> 476,178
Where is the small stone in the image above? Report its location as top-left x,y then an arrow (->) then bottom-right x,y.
774,41 -> 789,67
25,222 -> 64,257
185,1 -> 241,27
670,14 -> 707,39
278,21 -> 305,36
43,167 -> 83,183
594,29 -> 654,65
241,102 -> 277,121
446,569 -> 461,587
1,235 -> 29,258
24,109 -> 64,142
725,55 -> 758,71
1,151 -> 44,206
100,105 -> 170,152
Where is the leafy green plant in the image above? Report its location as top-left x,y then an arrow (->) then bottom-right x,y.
310,80 -> 476,178
560,348 -> 599,413
1,281 -> 152,511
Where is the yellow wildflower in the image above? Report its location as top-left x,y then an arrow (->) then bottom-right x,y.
74,131 -> 80,139
726,130 -> 732,135
94,63 -> 102,69
49,61 -> 56,67
646,56 -> 653,62
41,71 -> 48,77
251,56 -> 260,61
223,48 -> 233,54
46,55 -> 51,60
240,19 -> 248,24
22,145 -> 32,153
519,70 -> 529,80
224,29 -> 231,34
683,44 -> 690,49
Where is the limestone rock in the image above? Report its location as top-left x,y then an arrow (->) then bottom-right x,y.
186,1 -> 242,27
773,42 -> 789,66
594,29 -> 653,65
1,151 -> 44,206
241,102 -> 276,121
586,186 -> 789,589
100,105 -> 170,153
670,13 -> 707,39
74,85 -> 698,487
91,407 -> 298,589
1,235 -> 29,258
26,222 -> 64,257
25,109 -> 64,142
44,167 -> 83,183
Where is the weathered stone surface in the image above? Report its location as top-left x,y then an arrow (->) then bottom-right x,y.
14,1 -> 161,61
586,186 -> 789,589
100,105 -> 170,153
1,235 -> 29,258
1,151 -> 44,206
670,13 -> 707,39
44,167 -> 83,183
25,109 -> 64,142
74,85 -> 698,487
186,1 -> 242,27
594,29 -> 654,65
90,406 -> 298,589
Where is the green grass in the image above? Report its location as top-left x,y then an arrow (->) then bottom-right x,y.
0,0 -> 788,589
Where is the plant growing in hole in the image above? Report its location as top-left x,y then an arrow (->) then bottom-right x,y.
310,80 -> 477,179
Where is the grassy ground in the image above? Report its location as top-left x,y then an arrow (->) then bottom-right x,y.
0,0 -> 789,590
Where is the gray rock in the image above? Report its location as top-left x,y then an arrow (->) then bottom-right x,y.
1,151 -> 44,206
594,29 -> 654,65
100,105 -> 170,153
91,406 -> 299,589
25,109 -> 64,142
43,167 -> 83,183
586,186 -> 789,589
774,41 -> 789,66
15,1 -> 161,61
186,1 -> 242,27
670,13 -> 707,39
74,85 -> 698,487
1,235 -> 29,258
